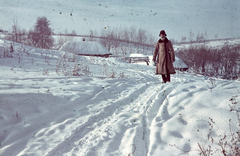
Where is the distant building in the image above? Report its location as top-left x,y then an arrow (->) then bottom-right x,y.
59,41 -> 112,58
173,56 -> 188,71
125,53 -> 150,65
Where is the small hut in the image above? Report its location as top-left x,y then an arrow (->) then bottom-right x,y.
173,56 -> 188,71
59,41 -> 112,58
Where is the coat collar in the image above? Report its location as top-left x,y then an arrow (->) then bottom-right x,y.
158,37 -> 169,43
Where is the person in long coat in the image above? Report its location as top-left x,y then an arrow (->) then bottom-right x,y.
153,30 -> 176,83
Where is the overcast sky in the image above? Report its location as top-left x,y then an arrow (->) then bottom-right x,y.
0,0 -> 239,41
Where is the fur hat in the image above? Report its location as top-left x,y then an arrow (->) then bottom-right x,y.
159,30 -> 167,36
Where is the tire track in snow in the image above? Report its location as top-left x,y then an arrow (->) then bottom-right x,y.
97,70 -> 182,156
142,82 -> 181,156
44,79 -> 153,156
79,80 -> 165,156
147,80 -> 186,156
129,70 -> 183,155
25,70 -> 183,156
51,71 -> 163,155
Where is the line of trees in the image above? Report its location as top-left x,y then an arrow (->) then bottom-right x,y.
98,27 -> 156,46
4,19 -> 28,44
177,44 -> 240,79
91,26 -> 158,56
4,16 -> 54,49
180,30 -> 209,43
3,17 -> 159,55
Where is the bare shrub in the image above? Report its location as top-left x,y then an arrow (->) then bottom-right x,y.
189,29 -> 195,43
56,53 -> 73,75
109,69 -> 116,78
178,44 -> 240,79
118,72 -> 129,79
72,61 -> 90,76
56,53 -> 90,76
197,116 -> 240,156
197,97 -> 240,156
3,46 -> 13,58
42,69 -> 49,75
0,42 -> 14,58
101,59 -> 109,78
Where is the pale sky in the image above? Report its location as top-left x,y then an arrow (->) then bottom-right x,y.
0,0 -> 239,41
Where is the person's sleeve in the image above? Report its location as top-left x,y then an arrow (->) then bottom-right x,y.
153,42 -> 159,62
169,41 -> 175,63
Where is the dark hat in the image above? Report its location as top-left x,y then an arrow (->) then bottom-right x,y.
159,30 -> 167,36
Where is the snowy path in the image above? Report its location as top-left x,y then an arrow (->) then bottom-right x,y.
1,65 -> 239,156
15,70 -> 182,156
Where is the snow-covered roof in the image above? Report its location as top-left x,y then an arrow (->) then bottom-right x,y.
59,41 -> 111,56
173,56 -> 188,68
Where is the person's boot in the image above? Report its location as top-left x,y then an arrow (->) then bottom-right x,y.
162,75 -> 167,83
166,74 -> 170,82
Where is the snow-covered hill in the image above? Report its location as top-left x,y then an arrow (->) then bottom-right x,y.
0,39 -> 239,156
174,38 -> 240,50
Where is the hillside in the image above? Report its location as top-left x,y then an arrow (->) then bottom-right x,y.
0,38 -> 240,155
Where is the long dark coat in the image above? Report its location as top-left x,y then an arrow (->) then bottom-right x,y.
153,38 -> 176,75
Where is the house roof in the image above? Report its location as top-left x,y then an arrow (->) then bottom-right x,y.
173,56 -> 188,68
126,53 -> 147,58
59,41 -> 111,56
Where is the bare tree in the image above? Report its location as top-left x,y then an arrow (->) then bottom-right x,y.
189,29 -> 194,43
181,36 -> 187,42
170,38 -> 177,44
196,32 -> 205,42
123,27 -> 130,42
71,30 -> 77,36
137,28 -> 147,44
28,28 -> 38,47
19,28 -> 28,44
65,29 -> 68,35
129,26 -> 137,42
11,19 -> 21,43
147,34 -> 156,45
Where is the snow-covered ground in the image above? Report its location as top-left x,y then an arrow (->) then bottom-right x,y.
0,38 -> 240,156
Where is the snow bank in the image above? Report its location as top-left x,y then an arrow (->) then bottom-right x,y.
59,41 -> 112,56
